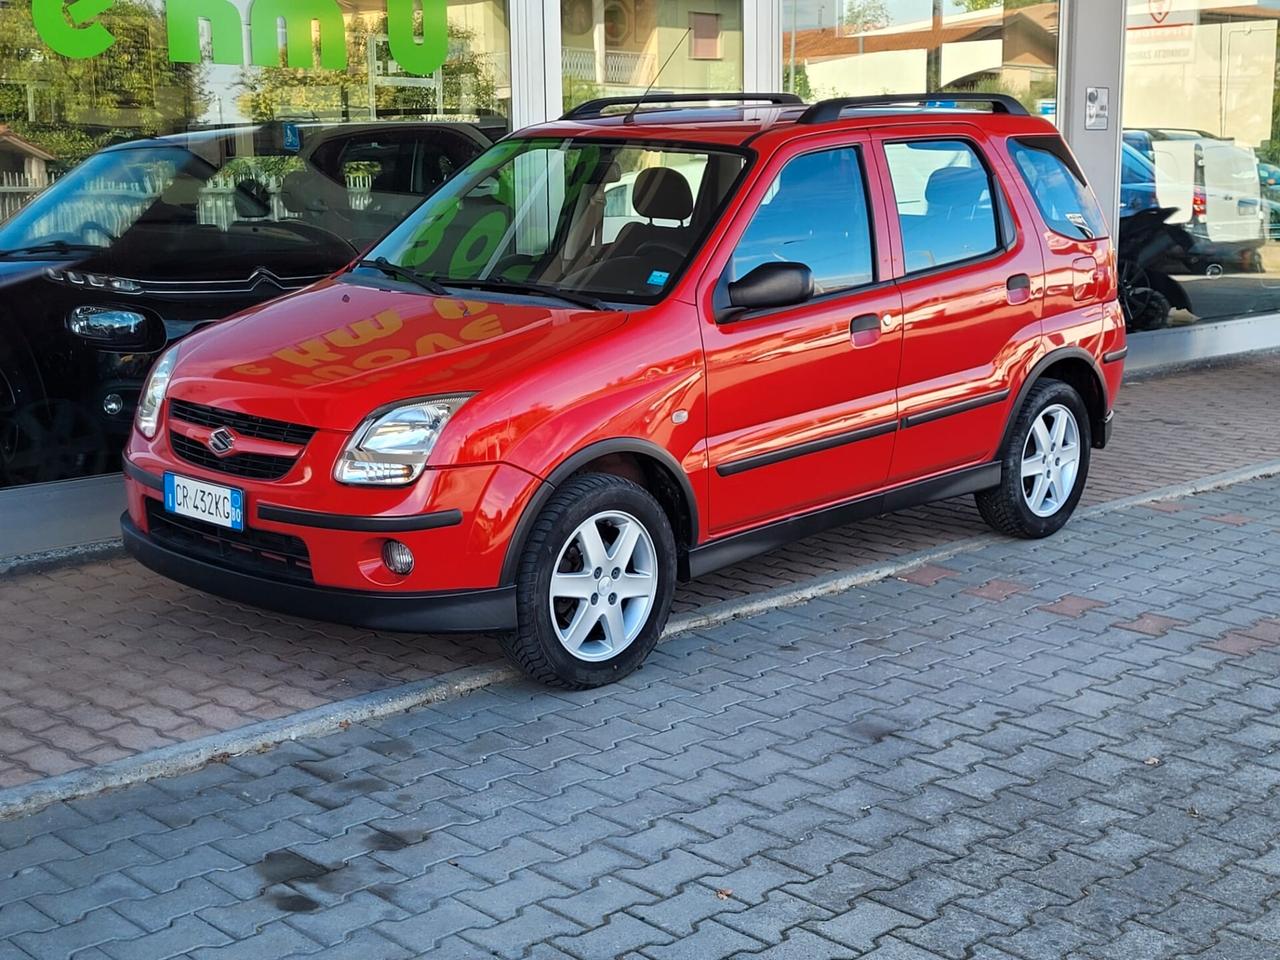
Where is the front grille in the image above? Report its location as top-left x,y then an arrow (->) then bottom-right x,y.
169,399 -> 316,446
171,433 -> 299,481
146,499 -> 313,584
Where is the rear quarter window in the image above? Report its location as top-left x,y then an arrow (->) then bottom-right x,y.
1009,137 -> 1108,241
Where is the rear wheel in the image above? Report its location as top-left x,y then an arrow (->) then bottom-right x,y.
976,379 -> 1091,539
503,473 -> 676,688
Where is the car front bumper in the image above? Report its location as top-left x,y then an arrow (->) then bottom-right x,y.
122,512 -> 517,633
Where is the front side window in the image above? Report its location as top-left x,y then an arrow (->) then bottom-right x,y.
729,147 -> 874,295
365,137 -> 746,302
884,139 -> 999,273
1009,137 -> 1108,241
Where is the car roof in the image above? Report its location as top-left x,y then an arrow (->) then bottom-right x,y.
523,99 -> 1058,150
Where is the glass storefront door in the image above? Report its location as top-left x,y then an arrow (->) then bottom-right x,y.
780,0 -> 1060,117
0,0 -> 511,489
560,0 -> 745,111
1121,1 -> 1280,335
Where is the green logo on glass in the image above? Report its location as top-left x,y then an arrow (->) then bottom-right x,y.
32,0 -> 449,74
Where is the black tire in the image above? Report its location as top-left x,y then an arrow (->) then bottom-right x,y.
501,472 -> 677,688
976,379 -> 1092,539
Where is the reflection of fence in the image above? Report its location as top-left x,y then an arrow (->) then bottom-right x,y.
18,177 -> 157,239
0,169 -> 378,232
562,47 -> 655,86
0,171 -> 53,222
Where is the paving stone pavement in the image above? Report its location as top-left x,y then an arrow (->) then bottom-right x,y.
2,353 -> 1280,788
3,474 -> 1280,959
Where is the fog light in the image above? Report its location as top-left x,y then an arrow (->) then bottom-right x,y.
382,540 -> 414,575
103,393 -> 124,416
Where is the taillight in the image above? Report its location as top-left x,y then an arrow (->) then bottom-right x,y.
1192,187 -> 1207,220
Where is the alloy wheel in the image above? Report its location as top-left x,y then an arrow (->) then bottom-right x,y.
548,510 -> 658,662
1021,403 -> 1081,518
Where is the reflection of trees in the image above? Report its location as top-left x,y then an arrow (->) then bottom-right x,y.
240,20 -> 498,121
0,0 -> 206,169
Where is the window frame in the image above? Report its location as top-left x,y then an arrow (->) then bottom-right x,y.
688,12 -> 723,60
879,134 -> 1018,281
719,142 -> 883,313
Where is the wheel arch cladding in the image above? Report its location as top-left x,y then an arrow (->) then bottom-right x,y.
1003,348 -> 1109,452
500,438 -> 699,586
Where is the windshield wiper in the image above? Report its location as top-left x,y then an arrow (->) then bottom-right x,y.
352,257 -> 448,295
442,277 -> 606,311
0,241 -> 101,258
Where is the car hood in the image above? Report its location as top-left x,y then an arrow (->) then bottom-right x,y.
169,277 -> 628,432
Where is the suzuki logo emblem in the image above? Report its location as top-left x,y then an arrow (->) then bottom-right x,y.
207,427 -> 236,456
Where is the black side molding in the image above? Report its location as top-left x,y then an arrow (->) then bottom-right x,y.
1103,347 -> 1128,363
900,390 -> 1010,430
122,459 -> 163,491
257,504 -> 463,533
686,462 -> 1001,579
716,420 -> 897,477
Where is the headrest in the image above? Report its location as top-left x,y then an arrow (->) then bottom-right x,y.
160,174 -> 203,207
633,167 -> 693,221
925,166 -> 989,211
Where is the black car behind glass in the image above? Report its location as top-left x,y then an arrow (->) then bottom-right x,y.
0,119 -> 499,489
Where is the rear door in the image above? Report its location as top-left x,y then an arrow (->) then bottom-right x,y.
698,135 -> 903,535
877,126 -> 1045,484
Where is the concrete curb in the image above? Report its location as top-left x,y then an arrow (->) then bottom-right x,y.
4,457 -> 1280,819
0,662 -> 518,821
0,539 -> 124,578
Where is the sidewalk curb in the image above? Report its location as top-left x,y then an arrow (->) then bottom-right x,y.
5,457 -> 1280,819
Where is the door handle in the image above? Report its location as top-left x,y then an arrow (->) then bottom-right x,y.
849,313 -> 881,347
1006,273 -> 1032,305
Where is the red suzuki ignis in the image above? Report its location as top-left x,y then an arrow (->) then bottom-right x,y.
123,93 -> 1126,688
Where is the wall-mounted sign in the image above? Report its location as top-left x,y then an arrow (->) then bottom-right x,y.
1085,86 -> 1109,131
30,0 -> 450,75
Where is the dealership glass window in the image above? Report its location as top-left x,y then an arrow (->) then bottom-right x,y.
781,0 -> 1060,118
0,0 -> 511,489
561,0 -> 744,112
1120,3 -> 1280,334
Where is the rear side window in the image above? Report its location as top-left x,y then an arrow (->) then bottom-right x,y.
729,146 -> 874,295
884,139 -> 999,273
1009,137 -> 1109,241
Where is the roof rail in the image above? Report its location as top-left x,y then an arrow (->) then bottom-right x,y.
562,92 -> 804,122
797,93 -> 1030,125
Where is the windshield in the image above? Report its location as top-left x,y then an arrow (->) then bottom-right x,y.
0,142 -> 314,253
362,137 -> 748,303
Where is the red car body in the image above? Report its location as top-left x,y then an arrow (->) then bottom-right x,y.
122,96 -> 1124,643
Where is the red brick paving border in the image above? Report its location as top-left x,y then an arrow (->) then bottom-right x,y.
3,353 -> 1280,789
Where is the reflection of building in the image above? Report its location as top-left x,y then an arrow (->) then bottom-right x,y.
0,126 -> 52,184
560,0 -> 743,96
0,126 -> 53,220
783,2 -> 1059,100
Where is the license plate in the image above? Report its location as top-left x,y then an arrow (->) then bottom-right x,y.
164,473 -> 244,531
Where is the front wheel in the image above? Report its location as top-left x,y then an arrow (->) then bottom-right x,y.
503,473 -> 677,688
976,379 -> 1092,539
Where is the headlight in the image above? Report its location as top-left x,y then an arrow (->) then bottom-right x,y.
67,305 -> 148,347
334,394 -> 473,486
135,344 -> 180,439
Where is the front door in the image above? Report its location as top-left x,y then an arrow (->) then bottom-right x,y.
699,139 -> 903,536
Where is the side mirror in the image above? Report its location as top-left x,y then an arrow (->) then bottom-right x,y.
723,262 -> 814,318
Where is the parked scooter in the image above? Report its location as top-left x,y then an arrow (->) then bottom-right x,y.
1116,206 -> 1194,331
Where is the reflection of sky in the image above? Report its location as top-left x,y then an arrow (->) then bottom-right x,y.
783,0 -> 1001,32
